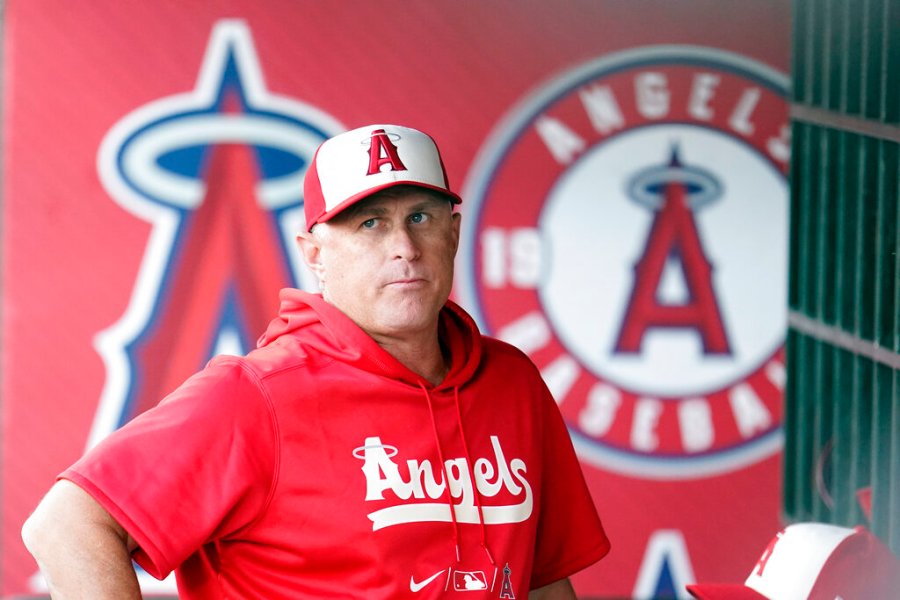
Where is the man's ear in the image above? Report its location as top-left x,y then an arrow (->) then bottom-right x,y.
450,211 -> 462,254
296,230 -> 326,282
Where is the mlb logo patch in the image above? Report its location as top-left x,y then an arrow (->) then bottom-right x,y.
452,570 -> 488,591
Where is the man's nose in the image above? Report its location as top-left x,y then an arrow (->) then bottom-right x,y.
389,225 -> 421,260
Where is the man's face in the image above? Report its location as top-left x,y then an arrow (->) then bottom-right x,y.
298,189 -> 461,343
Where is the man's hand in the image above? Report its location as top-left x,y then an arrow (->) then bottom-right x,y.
530,577 -> 577,599
22,480 -> 142,599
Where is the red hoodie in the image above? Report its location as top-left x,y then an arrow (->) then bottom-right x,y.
64,289 -> 609,598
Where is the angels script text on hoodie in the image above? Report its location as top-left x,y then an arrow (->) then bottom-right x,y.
357,435 -> 534,531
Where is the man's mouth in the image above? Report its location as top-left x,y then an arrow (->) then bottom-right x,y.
386,278 -> 426,288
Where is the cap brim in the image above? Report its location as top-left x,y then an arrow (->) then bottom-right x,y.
310,180 -> 461,229
686,584 -> 768,600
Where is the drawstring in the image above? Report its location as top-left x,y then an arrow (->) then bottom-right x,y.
420,382 -> 462,563
452,387 -> 496,566
419,381 -> 496,567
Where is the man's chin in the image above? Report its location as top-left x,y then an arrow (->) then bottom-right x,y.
378,302 -> 443,332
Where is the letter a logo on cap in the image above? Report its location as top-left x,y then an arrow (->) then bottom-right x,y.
367,128 -> 407,175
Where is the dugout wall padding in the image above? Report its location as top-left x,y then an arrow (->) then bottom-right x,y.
786,0 -> 900,554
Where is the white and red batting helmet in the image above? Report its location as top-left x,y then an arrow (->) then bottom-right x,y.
686,523 -> 900,600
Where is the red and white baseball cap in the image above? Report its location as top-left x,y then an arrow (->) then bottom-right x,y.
686,523 -> 900,600
303,124 -> 462,230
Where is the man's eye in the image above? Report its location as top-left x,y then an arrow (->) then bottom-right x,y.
361,218 -> 377,229
409,213 -> 426,224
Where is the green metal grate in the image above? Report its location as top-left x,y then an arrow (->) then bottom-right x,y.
788,0 -> 900,555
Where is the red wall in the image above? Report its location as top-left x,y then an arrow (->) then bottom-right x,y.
1,2 -> 790,596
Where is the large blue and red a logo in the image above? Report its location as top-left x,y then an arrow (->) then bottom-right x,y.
90,20 -> 342,447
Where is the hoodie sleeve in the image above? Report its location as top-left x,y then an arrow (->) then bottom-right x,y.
61,357 -> 279,580
529,378 -> 611,589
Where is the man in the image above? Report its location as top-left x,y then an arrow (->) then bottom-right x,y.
23,124 -> 610,598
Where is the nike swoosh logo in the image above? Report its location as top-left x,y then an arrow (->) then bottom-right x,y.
410,570 -> 445,592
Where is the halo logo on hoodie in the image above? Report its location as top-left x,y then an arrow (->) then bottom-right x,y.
457,46 -> 789,479
90,20 -> 342,447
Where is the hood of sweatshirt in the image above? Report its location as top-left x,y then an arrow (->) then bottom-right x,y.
256,288 -> 483,390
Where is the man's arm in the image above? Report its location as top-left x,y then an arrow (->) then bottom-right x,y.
530,577 -> 577,599
21,479 -> 142,599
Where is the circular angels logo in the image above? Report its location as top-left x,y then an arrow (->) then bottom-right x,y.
457,46 -> 789,479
